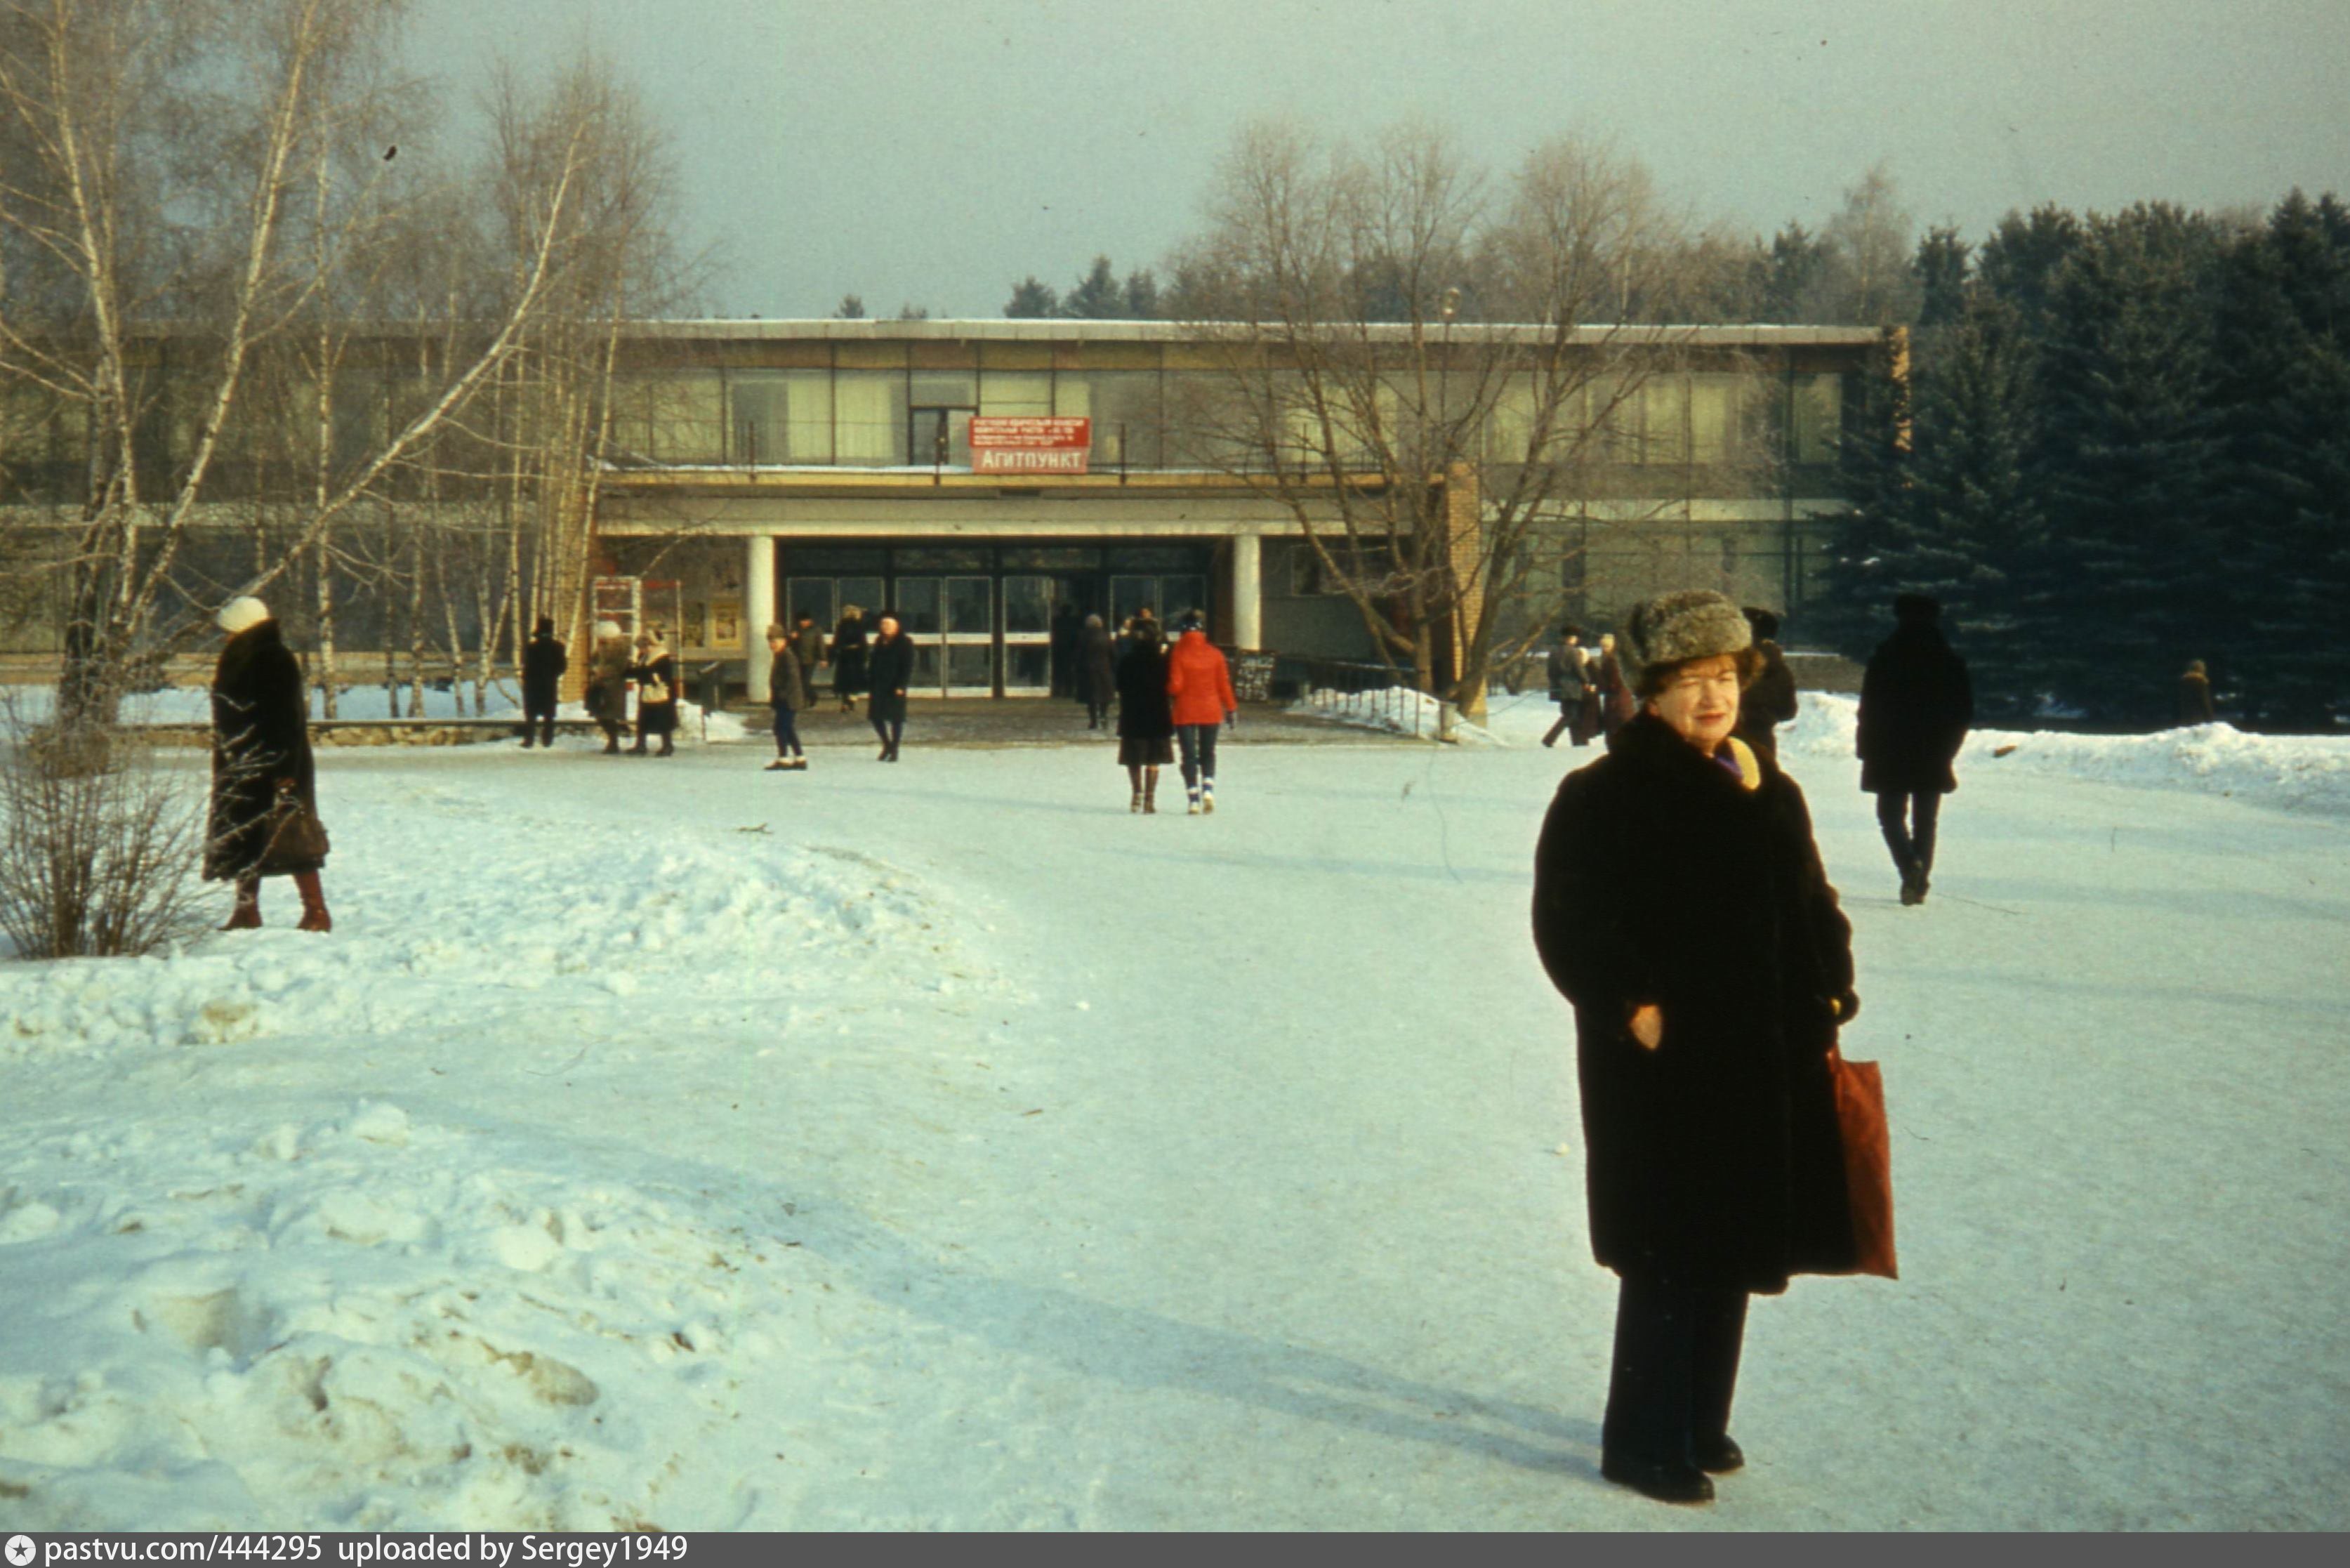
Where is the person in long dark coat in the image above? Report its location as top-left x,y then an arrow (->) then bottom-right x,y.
1533,589 -> 1858,1507
626,628 -> 680,758
1733,607 -> 1798,763
764,623 -> 810,772
520,615 -> 567,749
1114,621 -> 1174,812
207,596 -> 331,933
865,612 -> 914,761
1856,593 -> 1974,906
1078,614 -> 1117,730
1595,632 -> 1635,739
2178,659 -> 2216,725
831,606 -> 869,713
581,621 -> 632,754
791,613 -> 829,693
1541,627 -> 1590,749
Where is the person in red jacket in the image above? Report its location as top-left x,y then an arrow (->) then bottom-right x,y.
1164,613 -> 1238,814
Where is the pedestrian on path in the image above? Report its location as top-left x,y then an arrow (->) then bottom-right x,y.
1733,607 -> 1798,763
627,628 -> 679,758
791,612 -> 829,694
1081,616 -> 1118,733
1856,593 -> 1973,906
765,623 -> 810,772
582,621 -> 631,754
1531,588 -> 1860,1508
1116,617 -> 1174,812
1542,626 -> 1590,749
207,595 -> 332,933
2179,659 -> 2216,725
1595,632 -> 1635,739
520,615 -> 567,749
1166,614 -> 1237,814
866,612 -> 913,762
831,605 -> 869,713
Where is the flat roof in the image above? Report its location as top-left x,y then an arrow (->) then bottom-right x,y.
618,319 -> 1889,347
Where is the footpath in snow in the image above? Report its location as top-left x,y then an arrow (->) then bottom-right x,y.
2,694 -> 2346,1528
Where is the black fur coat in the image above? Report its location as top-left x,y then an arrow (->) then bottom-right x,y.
206,621 -> 320,881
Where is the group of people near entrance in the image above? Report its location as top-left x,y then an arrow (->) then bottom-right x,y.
760,610 -> 916,766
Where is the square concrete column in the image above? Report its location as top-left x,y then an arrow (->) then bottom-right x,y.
745,533 -> 776,702
1231,532 -> 1262,650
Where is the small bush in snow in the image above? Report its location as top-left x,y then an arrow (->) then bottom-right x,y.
0,694 -> 209,960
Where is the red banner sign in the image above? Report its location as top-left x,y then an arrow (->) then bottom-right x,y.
969,416 -> 1090,475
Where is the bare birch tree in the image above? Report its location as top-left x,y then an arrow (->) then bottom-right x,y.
1171,120 -> 1719,717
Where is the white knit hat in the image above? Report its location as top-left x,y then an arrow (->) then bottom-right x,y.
217,595 -> 270,634
594,619 -> 623,639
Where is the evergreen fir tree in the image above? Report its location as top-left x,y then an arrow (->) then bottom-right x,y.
1005,277 -> 1058,317
2033,204 -> 2229,724
1122,268 -> 1161,319
1976,204 -> 2084,334
1062,256 -> 1123,318
1808,337 -> 1915,659
833,294 -> 866,319
1915,226 -> 1972,329
2209,191 -> 2350,728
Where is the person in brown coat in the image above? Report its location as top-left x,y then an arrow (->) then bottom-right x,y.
207,596 -> 331,933
1533,589 -> 1859,1506
1733,607 -> 1799,762
2178,659 -> 2217,725
1594,631 -> 1635,739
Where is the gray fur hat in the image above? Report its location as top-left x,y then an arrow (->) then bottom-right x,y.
1619,590 -> 1752,687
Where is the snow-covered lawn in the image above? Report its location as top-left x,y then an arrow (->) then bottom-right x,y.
3,698 -> 2345,1529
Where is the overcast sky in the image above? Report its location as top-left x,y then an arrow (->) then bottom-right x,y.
404,0 -> 2350,319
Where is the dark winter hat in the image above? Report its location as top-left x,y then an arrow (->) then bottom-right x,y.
1742,605 -> 1780,643
766,622 -> 788,640
535,615 -> 556,636
1619,590 -> 1751,687
1894,592 -> 1941,625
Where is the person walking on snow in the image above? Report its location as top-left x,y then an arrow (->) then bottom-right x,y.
1542,626 -> 1590,748
764,623 -> 810,772
1532,588 -> 1860,1507
2179,659 -> 2216,725
1733,607 -> 1798,763
1595,632 -> 1635,739
626,628 -> 680,758
582,621 -> 631,754
1079,613 -> 1117,730
1115,616 -> 1174,812
520,615 -> 567,749
831,605 -> 869,713
865,611 -> 914,762
208,595 -> 331,933
791,612 -> 829,694
1856,593 -> 1973,906
1166,613 -> 1237,814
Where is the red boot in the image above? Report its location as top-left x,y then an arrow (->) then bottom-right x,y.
293,871 -> 332,934
220,878 -> 263,931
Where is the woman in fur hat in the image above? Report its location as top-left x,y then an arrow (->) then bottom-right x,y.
207,596 -> 331,933
626,627 -> 680,758
1532,589 -> 1860,1506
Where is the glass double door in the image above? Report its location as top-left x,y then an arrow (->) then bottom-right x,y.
887,574 -> 1055,697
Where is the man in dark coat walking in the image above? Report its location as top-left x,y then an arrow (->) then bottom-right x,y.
208,596 -> 331,932
1541,627 -> 1590,749
764,623 -> 810,772
1533,588 -> 1859,1505
1733,607 -> 1798,762
1078,613 -> 1116,730
520,615 -> 567,748
1857,593 -> 1974,906
865,612 -> 915,761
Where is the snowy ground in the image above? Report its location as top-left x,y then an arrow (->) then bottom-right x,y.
2,693 -> 2346,1529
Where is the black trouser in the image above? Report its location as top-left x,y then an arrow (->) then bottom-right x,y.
1602,1274 -> 1750,1468
1543,697 -> 1580,746
1875,790 -> 1943,878
772,707 -> 803,758
524,701 -> 556,747
870,713 -> 904,753
1177,723 -> 1219,791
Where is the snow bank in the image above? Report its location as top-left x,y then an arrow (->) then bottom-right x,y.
1,831 -> 980,1062
1290,687 -> 1507,746
0,685 -> 751,742
1784,693 -> 2350,815
0,1098 -> 819,1529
